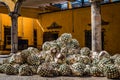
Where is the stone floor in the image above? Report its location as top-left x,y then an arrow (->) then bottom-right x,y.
0,74 -> 111,80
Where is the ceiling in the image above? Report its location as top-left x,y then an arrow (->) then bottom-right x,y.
0,0 -> 68,18
22,0 -> 67,8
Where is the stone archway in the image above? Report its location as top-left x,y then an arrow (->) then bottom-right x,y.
0,0 -> 24,57
0,0 -> 15,12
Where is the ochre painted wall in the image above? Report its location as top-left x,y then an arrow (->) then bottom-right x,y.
0,14 -> 11,46
0,14 -> 35,47
18,17 -> 34,46
0,2 -> 120,54
38,3 -> 120,54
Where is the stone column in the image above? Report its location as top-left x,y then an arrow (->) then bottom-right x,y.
9,0 -> 23,54
90,0 -> 102,52
9,12 -> 20,53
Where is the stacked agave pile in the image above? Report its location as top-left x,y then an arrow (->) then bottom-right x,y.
104,64 -> 119,79
0,47 -> 40,76
0,33 -> 120,79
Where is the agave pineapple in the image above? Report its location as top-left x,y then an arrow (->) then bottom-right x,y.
0,64 -> 9,73
13,64 -> 20,74
57,33 -> 72,44
115,56 -> 120,66
71,62 -> 85,76
27,54 -> 41,66
58,64 -> 71,76
67,38 -> 80,49
37,62 -> 54,77
98,57 -> 113,72
98,51 -> 110,60
5,64 -> 16,75
104,64 -> 120,79
19,64 -> 33,76
80,47 -> 91,56
84,65 -> 91,76
27,47 -> 40,54
21,49 -> 31,63
66,55 -> 78,65
29,65 -> 38,74
90,66 -> 103,77
42,41 -> 52,51
9,52 -> 23,64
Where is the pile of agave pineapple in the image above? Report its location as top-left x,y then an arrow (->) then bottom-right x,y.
0,33 -> 120,79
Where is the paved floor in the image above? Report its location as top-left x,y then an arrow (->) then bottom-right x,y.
0,74 -> 111,80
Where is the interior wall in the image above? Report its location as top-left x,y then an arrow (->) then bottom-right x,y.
38,3 -> 120,54
0,14 -> 35,47
0,2 -> 120,54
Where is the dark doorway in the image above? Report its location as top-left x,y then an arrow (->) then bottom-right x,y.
85,30 -> 105,50
43,32 -> 58,43
4,26 -> 28,50
34,29 -> 37,47
4,26 -> 11,50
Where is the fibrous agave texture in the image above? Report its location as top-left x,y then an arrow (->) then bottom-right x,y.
27,47 -> 40,54
19,64 -> 33,76
57,33 -> 72,44
78,56 -> 92,65
49,62 -> 60,76
90,66 -> 103,77
66,54 -> 78,65
111,53 -> 120,60
29,65 -> 38,74
67,38 -> 80,49
42,41 -> 52,51
98,57 -> 113,72
21,49 -> 31,63
91,51 -> 99,60
92,58 -> 100,66
13,64 -> 20,74
104,64 -> 120,79
80,47 -> 91,57
55,53 -> 66,64
115,56 -> 120,66
0,64 -> 10,73
67,48 -> 80,56
71,62 -> 85,76
58,64 -> 72,76
9,52 -> 23,64
84,65 -> 91,76
98,51 -> 110,60
27,54 -> 41,66
4,64 -> 16,75
38,51 -> 47,60
37,62 -> 54,77
2,58 -> 9,64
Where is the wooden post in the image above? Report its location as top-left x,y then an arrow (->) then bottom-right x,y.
90,0 -> 102,52
9,0 -> 23,54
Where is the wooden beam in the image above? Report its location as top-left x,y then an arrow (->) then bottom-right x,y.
90,0 -> 102,52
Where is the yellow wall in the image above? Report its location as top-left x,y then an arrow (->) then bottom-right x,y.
101,3 -> 120,54
18,17 -> 34,45
0,14 -> 35,47
0,2 -> 120,54
38,3 -> 120,54
0,14 -> 11,46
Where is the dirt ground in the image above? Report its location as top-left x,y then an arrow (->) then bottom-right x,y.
0,74 -> 114,80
